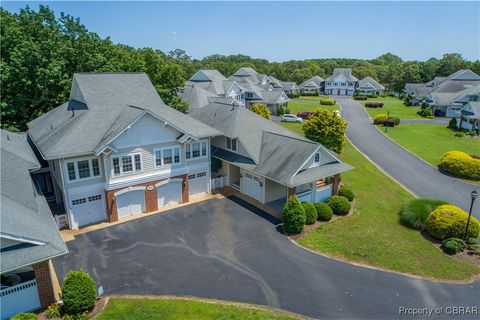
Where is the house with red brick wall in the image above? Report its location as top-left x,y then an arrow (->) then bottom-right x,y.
1,130 -> 68,319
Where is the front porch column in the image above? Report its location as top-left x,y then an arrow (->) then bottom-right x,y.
459,116 -> 464,129
332,174 -> 341,195
33,261 -> 56,308
311,181 -> 317,202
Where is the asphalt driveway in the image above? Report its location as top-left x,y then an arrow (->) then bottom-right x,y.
54,197 -> 479,319
337,97 -> 479,217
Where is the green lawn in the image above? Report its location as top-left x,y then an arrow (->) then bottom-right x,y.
277,122 -> 479,280
299,95 -> 328,100
288,100 -> 339,114
383,124 -> 480,166
97,297 -> 302,320
298,142 -> 479,281
278,122 -> 304,136
363,96 -> 401,101
360,98 -> 423,119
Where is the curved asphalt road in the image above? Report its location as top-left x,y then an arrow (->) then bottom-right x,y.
337,97 -> 479,217
54,197 -> 480,320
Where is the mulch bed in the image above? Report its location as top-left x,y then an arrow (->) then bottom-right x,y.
36,297 -> 107,320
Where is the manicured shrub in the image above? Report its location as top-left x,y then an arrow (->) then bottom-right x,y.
315,202 -> 333,221
320,98 -> 336,105
46,304 -> 61,319
365,102 -> 384,108
448,117 -> 458,129
441,238 -> 466,254
439,151 -> 480,180
383,119 -> 395,127
285,107 -> 291,114
373,114 -> 389,124
277,105 -> 286,116
399,198 -> 449,230
11,313 -> 37,320
303,109 -> 347,154
62,270 -> 97,315
337,186 -> 354,201
302,202 -> 318,225
466,237 -> 478,245
425,205 -> 480,240
354,96 -> 367,100
389,116 -> 400,126
326,195 -> 351,216
417,108 -> 433,118
454,132 -> 466,137
249,103 -> 271,120
282,195 -> 306,233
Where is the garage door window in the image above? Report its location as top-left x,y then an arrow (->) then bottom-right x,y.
88,194 -> 102,202
197,172 -> 206,178
188,174 -> 196,179
72,198 -> 86,206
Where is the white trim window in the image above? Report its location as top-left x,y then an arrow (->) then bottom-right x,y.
111,153 -> 142,176
155,146 -> 181,167
66,158 -> 101,181
186,141 -> 208,160
226,138 -> 237,152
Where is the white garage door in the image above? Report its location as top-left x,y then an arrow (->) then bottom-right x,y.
71,193 -> 106,227
189,171 -> 208,198
117,190 -> 145,218
244,172 -> 262,202
157,181 -> 182,208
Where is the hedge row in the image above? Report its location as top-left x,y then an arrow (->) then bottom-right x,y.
365,102 -> 384,108
439,151 -> 480,180
320,98 -> 336,105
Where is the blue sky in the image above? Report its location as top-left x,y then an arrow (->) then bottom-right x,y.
3,1 -> 479,61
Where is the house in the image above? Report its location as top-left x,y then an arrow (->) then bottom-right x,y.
27,73 -> 220,230
227,67 -> 290,114
189,99 -> 353,211
299,76 -> 325,95
426,83 -> 480,117
404,69 -> 480,113
459,101 -> 480,133
280,81 -> 299,96
1,130 -> 68,319
324,68 -> 358,96
182,67 -> 290,115
357,77 -> 385,96
181,69 -> 245,109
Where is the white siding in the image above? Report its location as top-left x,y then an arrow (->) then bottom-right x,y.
264,179 -> 286,203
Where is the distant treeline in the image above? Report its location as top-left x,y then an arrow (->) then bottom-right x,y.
2,5 -> 479,131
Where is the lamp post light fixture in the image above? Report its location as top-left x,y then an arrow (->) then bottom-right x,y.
464,190 -> 479,240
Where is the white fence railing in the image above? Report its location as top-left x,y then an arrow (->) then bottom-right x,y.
211,176 -> 228,190
0,279 -> 41,320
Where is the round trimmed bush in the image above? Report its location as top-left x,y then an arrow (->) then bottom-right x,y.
439,151 -> 480,180
373,114 -> 388,124
337,186 -> 354,201
320,98 -> 336,105
389,116 -> 400,126
326,195 -> 351,216
282,195 -> 306,234
315,202 -> 333,221
399,198 -> 448,230
425,204 -> 480,240
302,202 -> 318,225
62,270 -> 97,315
441,238 -> 466,255
11,313 -> 37,320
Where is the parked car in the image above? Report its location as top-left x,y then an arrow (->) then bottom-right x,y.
297,111 -> 314,120
282,114 -> 303,123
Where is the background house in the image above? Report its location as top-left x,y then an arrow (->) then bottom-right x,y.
459,101 -> 480,132
357,77 -> 385,96
27,73 -> 220,229
324,68 -> 358,96
299,76 -> 325,95
1,130 -> 68,319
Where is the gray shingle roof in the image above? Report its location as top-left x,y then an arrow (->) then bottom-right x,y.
358,77 -> 385,90
28,73 -> 220,159
1,130 -> 68,272
460,101 -> 480,118
181,83 -> 217,109
233,67 -> 259,77
300,76 -> 325,88
190,102 -> 352,186
325,68 -> 358,82
280,81 -> 298,91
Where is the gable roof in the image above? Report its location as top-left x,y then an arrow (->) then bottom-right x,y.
28,73 -> 220,159
429,84 -> 480,106
280,81 -> 298,91
189,102 -> 352,186
1,130 -> 68,273
299,76 -> 325,88
326,68 -> 358,82
181,83 -> 218,109
233,67 -> 259,77
460,101 -> 480,118
358,77 -> 385,90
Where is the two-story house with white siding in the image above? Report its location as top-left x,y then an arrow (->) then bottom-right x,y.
324,68 -> 358,96
27,73 -> 220,229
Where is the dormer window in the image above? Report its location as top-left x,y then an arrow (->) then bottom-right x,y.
227,137 -> 237,152
314,153 -> 320,163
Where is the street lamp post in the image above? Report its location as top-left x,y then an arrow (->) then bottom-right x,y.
464,190 -> 479,240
